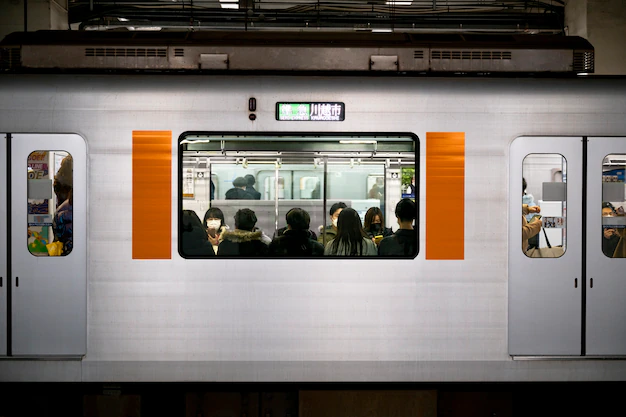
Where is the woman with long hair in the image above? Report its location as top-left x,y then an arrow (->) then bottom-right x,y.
324,208 -> 377,256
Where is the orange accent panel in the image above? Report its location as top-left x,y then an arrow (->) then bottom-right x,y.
426,132 -> 465,260
133,131 -> 172,259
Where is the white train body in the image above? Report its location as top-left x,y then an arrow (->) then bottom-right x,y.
1,32 -> 626,382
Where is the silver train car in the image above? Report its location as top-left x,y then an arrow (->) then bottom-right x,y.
1,31 -> 626,385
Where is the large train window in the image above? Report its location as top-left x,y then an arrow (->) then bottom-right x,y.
601,154 -> 626,258
522,154 -> 566,258
27,151 -> 73,256
179,133 -> 418,258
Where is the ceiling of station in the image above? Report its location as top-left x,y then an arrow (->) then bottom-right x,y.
69,0 -> 566,33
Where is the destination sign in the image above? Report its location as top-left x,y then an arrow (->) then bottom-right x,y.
276,102 -> 345,121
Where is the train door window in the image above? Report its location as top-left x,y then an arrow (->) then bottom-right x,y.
601,154 -> 626,258
27,151 -> 73,256
259,173 -> 288,200
299,176 -> 321,199
521,154 -> 567,258
179,133 -> 417,258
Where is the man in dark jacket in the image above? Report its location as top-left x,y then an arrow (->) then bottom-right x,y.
269,208 -> 324,257
218,209 -> 268,256
244,174 -> 261,200
378,198 -> 417,257
225,177 -> 254,200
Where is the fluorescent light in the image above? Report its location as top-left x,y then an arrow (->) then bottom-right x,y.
220,0 -> 238,8
371,29 -> 393,33
339,140 -> 377,144
386,1 -> 412,5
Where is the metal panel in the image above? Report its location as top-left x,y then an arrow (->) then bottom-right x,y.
200,53 -> 229,70
586,137 -> 626,355
509,136 -> 583,356
10,134 -> 86,357
0,134 -> 6,356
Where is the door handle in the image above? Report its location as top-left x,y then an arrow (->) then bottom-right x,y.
574,278 -> 577,288
590,278 -> 593,288
0,276 -> 2,287
15,276 -> 18,287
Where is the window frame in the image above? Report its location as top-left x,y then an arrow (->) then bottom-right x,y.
177,131 -> 420,259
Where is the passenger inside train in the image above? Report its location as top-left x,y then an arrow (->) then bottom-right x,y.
323,208 -> 378,256
273,208 -> 318,241
179,133 -> 417,258
245,174 -> 261,200
181,210 -> 215,257
268,208 -> 324,257
51,154 -> 74,256
217,208 -> 269,256
363,206 -> 393,246
602,202 -> 625,258
203,207 -> 229,255
378,199 -> 418,257
225,177 -> 253,200
318,202 -> 347,246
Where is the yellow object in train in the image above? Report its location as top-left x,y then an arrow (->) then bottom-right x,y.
46,241 -> 64,256
28,238 -> 48,253
28,230 -> 48,253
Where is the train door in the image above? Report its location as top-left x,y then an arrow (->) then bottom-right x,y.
510,136 -> 626,357
586,137 -> 626,355
509,137 -> 583,356
4,134 -> 86,357
1,135 -> 7,355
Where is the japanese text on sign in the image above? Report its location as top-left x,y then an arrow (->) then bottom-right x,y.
276,102 -> 345,121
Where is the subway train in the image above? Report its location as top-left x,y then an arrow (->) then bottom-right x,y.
1,30 -> 626,384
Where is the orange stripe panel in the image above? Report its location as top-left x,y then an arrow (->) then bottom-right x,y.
426,132 -> 465,260
132,131 -> 172,259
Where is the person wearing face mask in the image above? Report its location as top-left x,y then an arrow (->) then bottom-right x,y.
363,207 -> 393,245
378,199 -> 417,257
203,207 -> 229,255
318,202 -> 347,246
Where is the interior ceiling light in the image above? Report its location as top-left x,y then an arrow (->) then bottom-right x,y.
386,1 -> 412,4
220,0 -> 238,9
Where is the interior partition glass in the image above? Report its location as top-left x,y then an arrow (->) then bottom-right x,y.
602,154 -> 626,258
522,153 -> 567,258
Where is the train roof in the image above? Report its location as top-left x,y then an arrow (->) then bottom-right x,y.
0,30 -> 594,75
